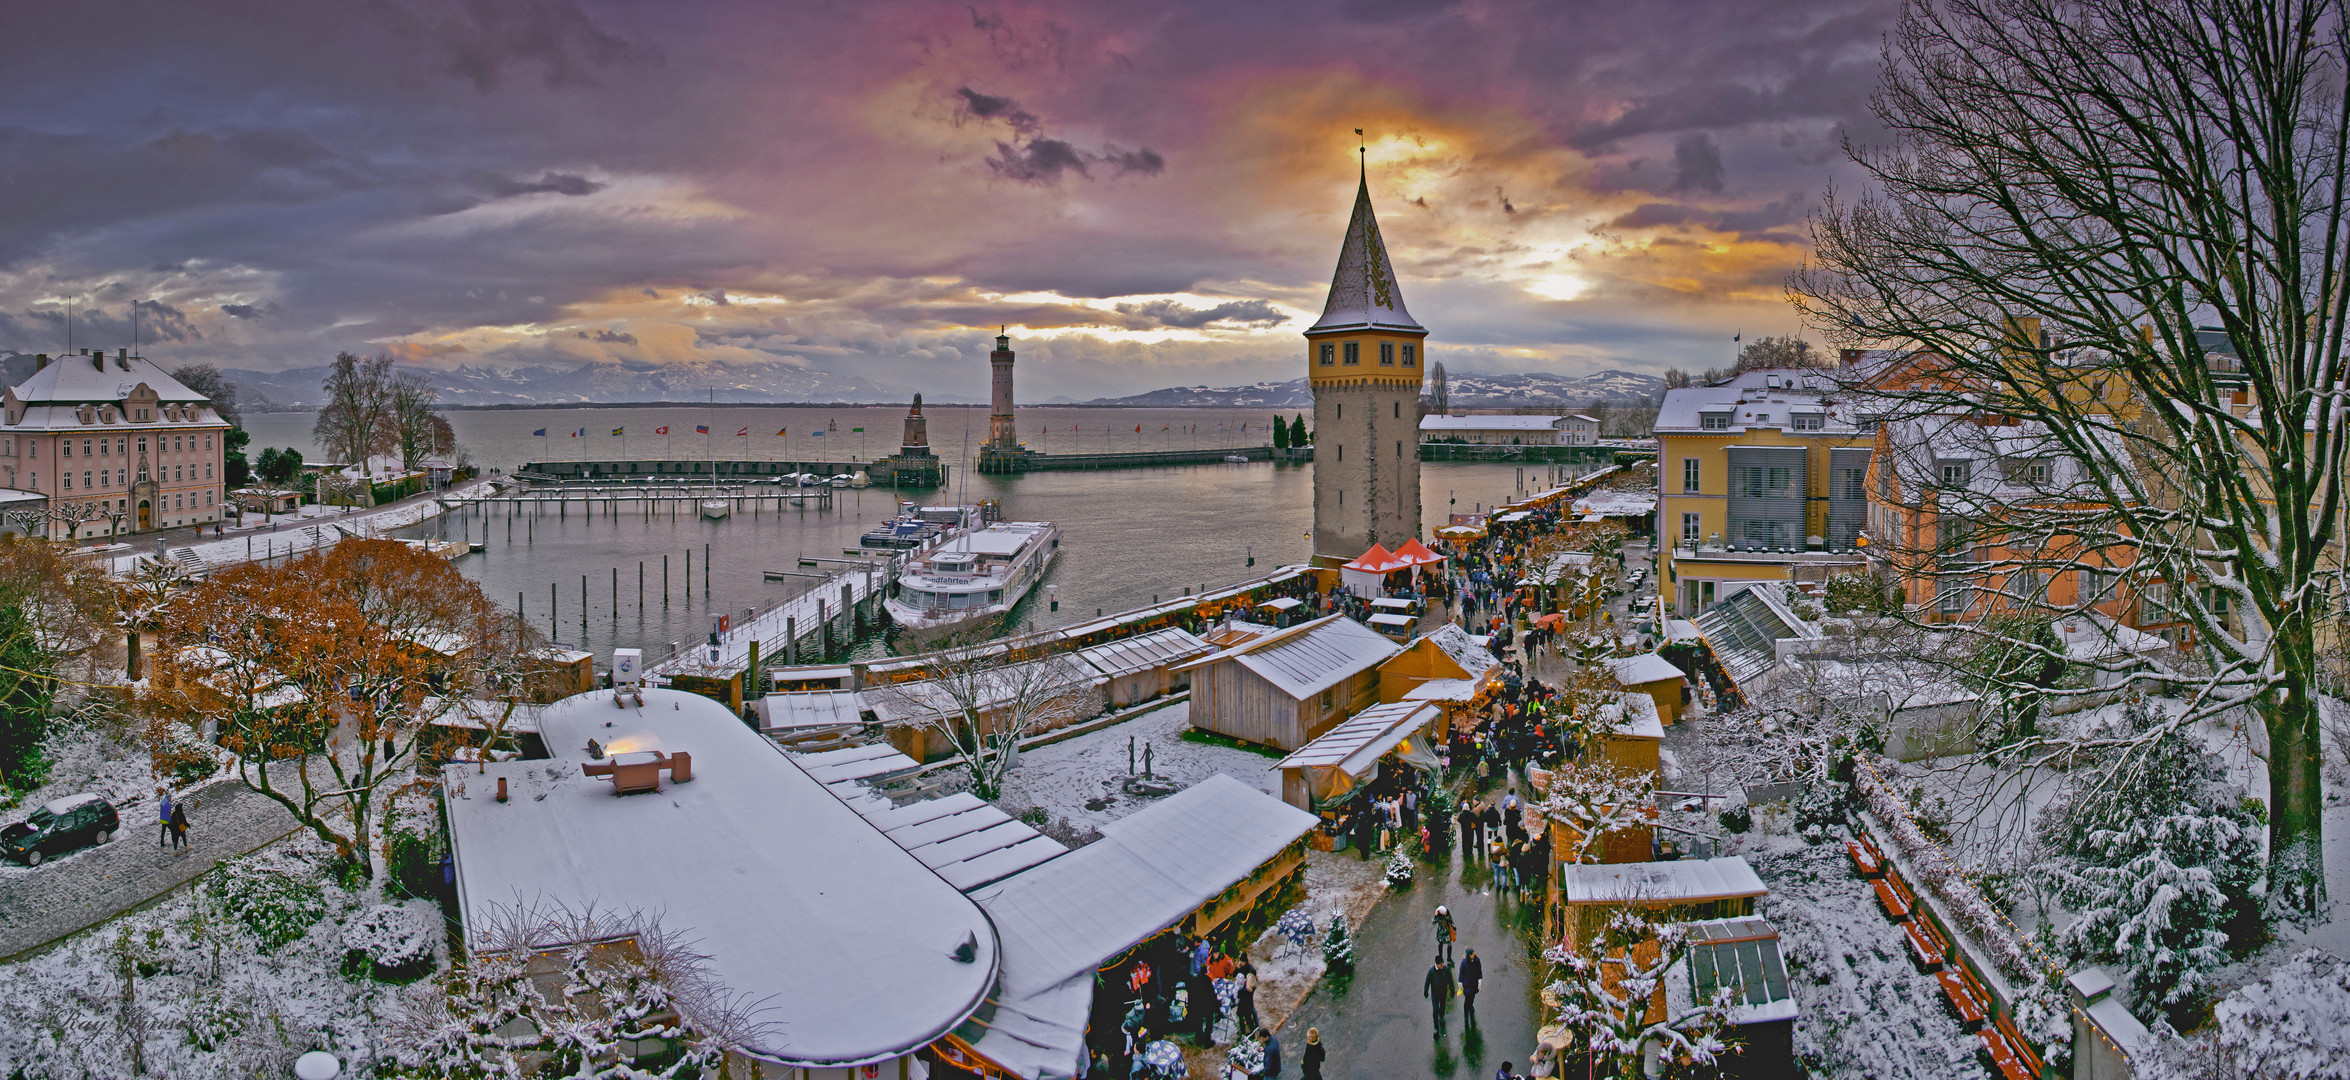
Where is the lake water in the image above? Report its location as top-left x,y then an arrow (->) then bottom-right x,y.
241,406 -> 1573,658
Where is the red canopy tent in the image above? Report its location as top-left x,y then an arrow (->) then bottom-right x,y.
1340,543 -> 1408,598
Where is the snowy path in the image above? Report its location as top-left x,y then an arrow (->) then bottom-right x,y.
102,479 -> 490,575
0,771 -> 299,961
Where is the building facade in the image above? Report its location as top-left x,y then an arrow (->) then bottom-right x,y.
1654,369 -> 1871,617
1309,172 -> 1427,561
0,350 -> 229,540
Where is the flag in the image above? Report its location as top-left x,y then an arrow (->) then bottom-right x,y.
810,430 -> 823,438
1161,425 -> 1169,431
1134,424 -> 1142,433
532,428 -> 547,437
655,426 -> 669,435
736,426 -> 749,437
611,427 -> 624,436
695,424 -> 710,434
775,428 -> 787,437
1733,332 -> 1741,342
851,427 -> 864,433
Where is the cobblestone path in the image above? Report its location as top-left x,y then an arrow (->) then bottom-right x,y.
0,774 -> 299,961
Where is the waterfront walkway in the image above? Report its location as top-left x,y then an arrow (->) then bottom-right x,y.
0,771 -> 299,961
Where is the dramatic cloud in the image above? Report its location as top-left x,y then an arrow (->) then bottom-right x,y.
0,0 -> 1895,399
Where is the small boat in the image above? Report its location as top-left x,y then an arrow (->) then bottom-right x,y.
397,538 -> 470,560
830,474 -> 852,487
849,470 -> 870,488
798,473 -> 823,488
699,499 -> 731,520
1223,454 -> 1250,463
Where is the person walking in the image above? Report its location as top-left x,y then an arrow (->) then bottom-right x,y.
1489,835 -> 1513,897
1457,801 -> 1481,863
1432,905 -> 1457,964
1261,1029 -> 1282,1079
1459,949 -> 1485,1028
1423,954 -> 1456,1037
169,796 -> 190,851
156,789 -> 173,848
1300,1029 -> 1324,1080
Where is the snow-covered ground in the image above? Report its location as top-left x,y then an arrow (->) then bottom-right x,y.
1737,833 -> 1987,1078
1246,851 -> 1385,1031
0,831 -> 436,1079
995,698 -> 1280,836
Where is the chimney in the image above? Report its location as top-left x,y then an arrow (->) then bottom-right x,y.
92,350 -> 102,371
117,348 -> 129,370
496,776 -> 509,802
33,354 -> 46,371
669,751 -> 692,783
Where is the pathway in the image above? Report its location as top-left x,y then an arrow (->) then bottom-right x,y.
1279,844 -> 1547,1080
0,772 -> 300,961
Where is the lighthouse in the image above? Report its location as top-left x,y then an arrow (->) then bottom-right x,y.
977,328 -> 1036,473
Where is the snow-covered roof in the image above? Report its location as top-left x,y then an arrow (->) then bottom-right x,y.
1667,917 -> 1797,1027
1307,174 -> 1423,335
753,690 -> 866,731
1878,411 -> 2130,505
1695,583 -> 1818,686
1273,701 -> 1438,777
1413,621 -> 1499,679
794,743 -> 921,787
9,352 -> 211,405
1574,489 -> 1657,517
2056,611 -> 2168,662
1078,627 -> 1213,680
1599,694 -> 1664,741
1175,614 -> 1402,700
1559,856 -> 1768,905
1654,377 -> 1863,435
866,658 -> 1107,727
838,789 -> 1069,894
971,774 -> 1316,991
1401,677 -> 1481,702
1420,414 -> 1565,432
441,687 -> 998,1068
1607,653 -> 1685,688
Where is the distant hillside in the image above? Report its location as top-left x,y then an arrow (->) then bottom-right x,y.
220,359 -> 914,410
1087,369 -> 1663,410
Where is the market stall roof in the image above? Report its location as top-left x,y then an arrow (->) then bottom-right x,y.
1078,626 -> 1213,680
866,658 -> 1109,727
1259,597 -> 1304,612
1174,614 -> 1402,699
838,789 -> 1069,894
1368,612 -> 1415,631
1342,543 -> 1408,574
793,743 -> 921,787
441,687 -> 997,1068
1606,653 -> 1686,688
424,697 -> 546,735
1371,597 -> 1416,610
1391,538 -> 1447,566
768,664 -> 855,685
1559,856 -> 1768,905
970,774 -> 1316,992
1274,700 -> 1439,776
1401,678 -> 1480,702
1600,695 -> 1664,741
753,690 -> 866,732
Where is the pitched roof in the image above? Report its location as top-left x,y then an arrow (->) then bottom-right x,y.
1308,174 -> 1423,335
11,353 -> 210,404
1176,614 -> 1403,699
1391,537 -> 1446,566
1343,542 -> 1402,573
1420,414 -> 1565,432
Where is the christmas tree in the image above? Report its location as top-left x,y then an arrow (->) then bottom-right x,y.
1323,913 -> 1355,974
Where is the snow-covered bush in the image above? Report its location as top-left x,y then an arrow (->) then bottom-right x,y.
1322,914 -> 1355,975
2041,702 -> 2263,1007
341,903 -> 436,983
1226,1035 -> 1265,1075
2139,949 -> 2350,1080
206,853 -> 328,952
1383,843 -> 1415,888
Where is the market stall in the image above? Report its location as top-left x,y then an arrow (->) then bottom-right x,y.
1271,700 -> 1442,811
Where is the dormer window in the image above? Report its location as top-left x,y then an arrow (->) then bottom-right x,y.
1791,413 -> 1825,431
1699,411 -> 1732,431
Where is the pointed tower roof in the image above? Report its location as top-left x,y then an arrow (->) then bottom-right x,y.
1309,173 -> 1423,335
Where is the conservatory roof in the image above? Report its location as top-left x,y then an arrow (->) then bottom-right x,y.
1559,856 -> 1768,906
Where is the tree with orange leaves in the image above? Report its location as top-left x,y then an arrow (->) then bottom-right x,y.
142,539 -> 540,877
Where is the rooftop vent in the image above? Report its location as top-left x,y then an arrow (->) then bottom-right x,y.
582,749 -> 693,795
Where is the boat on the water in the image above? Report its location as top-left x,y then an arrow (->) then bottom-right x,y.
699,499 -> 731,520
884,520 -> 1060,641
849,470 -> 871,488
1223,454 -> 1250,463
859,504 -> 975,550
397,538 -> 470,560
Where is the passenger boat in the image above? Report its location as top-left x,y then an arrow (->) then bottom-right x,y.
883,520 -> 1060,641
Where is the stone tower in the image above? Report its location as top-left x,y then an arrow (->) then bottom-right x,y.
1307,168 -> 1426,561
987,329 -> 1018,452
899,393 -> 932,458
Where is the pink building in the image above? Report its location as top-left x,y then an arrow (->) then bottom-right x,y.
0,350 -> 230,540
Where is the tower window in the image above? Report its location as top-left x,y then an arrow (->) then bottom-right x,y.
1396,441 -> 1403,457
1402,344 -> 1416,367
1393,402 -> 1399,418
1320,343 -> 1335,366
1379,342 -> 1394,366
1343,342 -> 1360,365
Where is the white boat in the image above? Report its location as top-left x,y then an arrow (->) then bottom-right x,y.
849,471 -> 870,488
829,474 -> 852,487
1223,454 -> 1250,463
884,520 -> 1060,641
699,499 -> 731,520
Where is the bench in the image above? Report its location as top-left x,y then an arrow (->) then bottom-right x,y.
1872,877 -> 1912,921
1846,839 -> 1884,879
1937,967 -> 1990,1030
1903,919 -> 1947,971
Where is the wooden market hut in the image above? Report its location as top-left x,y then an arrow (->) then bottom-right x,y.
1606,651 -> 1689,726
1271,700 -> 1441,811
1076,626 -> 1214,708
1174,614 -> 1401,752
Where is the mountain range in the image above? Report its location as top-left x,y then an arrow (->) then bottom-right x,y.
1083,369 -> 1665,409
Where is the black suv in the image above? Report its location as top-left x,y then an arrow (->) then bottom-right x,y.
2,794 -> 121,866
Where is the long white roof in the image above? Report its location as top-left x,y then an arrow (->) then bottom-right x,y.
441,688 -> 998,1067
1177,613 -> 1402,699
11,352 -> 210,404
1559,856 -> 1768,904
1273,700 -> 1438,775
1078,626 -> 1214,679
1420,414 -> 1566,431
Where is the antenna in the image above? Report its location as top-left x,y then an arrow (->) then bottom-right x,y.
65,300 -> 72,354
1354,127 -> 1365,177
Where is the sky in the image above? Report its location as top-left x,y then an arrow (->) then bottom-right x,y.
0,0 -> 1894,401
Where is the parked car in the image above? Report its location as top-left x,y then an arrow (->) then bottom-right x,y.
2,793 -> 120,866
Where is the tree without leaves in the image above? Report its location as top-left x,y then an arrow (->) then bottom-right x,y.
1732,334 -> 1825,373
169,363 -> 241,429
1791,0 -> 2350,915
1428,360 -> 1450,416
313,352 -> 395,473
141,539 -> 543,877
389,371 -> 457,471
867,632 -> 1099,800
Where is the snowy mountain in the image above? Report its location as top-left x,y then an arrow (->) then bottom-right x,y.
1086,369 -> 1664,409
221,359 -> 915,410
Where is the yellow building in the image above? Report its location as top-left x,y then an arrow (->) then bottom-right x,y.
1654,369 -> 1874,617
